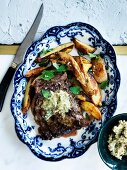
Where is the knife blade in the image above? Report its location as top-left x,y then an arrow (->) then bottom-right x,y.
0,3 -> 43,112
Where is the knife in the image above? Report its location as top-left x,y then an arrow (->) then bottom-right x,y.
0,3 -> 43,112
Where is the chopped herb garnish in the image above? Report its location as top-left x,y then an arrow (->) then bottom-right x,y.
52,62 -> 60,69
40,70 -> 55,80
53,63 -> 68,72
83,112 -> 91,120
41,89 -> 51,99
88,53 -> 100,59
88,53 -> 96,58
99,80 -> 109,89
39,59 -> 49,67
40,48 -> 53,57
69,86 -> 82,95
56,64 -> 68,73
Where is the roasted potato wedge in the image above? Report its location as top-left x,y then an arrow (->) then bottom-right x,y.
50,59 -> 66,64
36,42 -> 74,62
74,56 -> 90,64
22,78 -> 33,114
74,56 -> 92,72
73,38 -> 96,54
79,57 -> 102,106
81,57 -> 91,64
61,45 -> 73,53
86,74 -> 102,106
82,63 -> 92,72
81,101 -> 102,120
58,52 -> 102,106
92,57 -> 108,83
58,52 -> 87,87
25,66 -> 47,77
76,95 -> 86,101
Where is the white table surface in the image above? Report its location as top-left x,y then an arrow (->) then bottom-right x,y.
0,54 -> 127,170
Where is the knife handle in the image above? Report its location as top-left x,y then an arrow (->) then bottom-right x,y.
0,66 -> 15,112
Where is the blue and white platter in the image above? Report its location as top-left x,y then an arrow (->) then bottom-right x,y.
11,22 -> 120,161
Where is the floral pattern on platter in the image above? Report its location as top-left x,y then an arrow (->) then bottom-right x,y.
11,22 -> 120,161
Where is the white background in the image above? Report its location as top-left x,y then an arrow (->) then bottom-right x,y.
0,0 -> 127,44
0,55 -> 127,170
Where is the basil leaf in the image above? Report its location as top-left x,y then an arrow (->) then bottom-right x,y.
53,62 -> 60,69
56,64 -> 68,73
88,53 -> 100,59
88,53 -> 96,58
40,48 -> 53,56
69,86 -> 82,95
39,59 -> 49,67
99,80 -> 108,89
40,70 -> 55,80
41,89 -> 51,98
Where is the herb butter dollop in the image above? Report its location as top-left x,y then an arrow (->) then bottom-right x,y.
108,120 -> 127,160
42,90 -> 71,121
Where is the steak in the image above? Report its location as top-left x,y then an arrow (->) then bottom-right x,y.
31,72 -> 91,140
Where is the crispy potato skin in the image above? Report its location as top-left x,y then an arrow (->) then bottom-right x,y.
36,42 -> 74,63
76,95 -> 86,101
61,46 -> 73,53
79,57 -> 102,106
25,67 -> 47,77
22,78 -> 33,114
58,52 -> 102,106
85,73 -> 102,106
73,38 -> 96,54
74,56 -> 91,64
74,56 -> 92,72
81,101 -> 102,120
92,57 -> 108,83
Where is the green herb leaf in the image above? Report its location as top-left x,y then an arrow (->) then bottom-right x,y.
40,70 -> 55,80
41,89 -> 51,98
40,48 -> 53,57
88,53 -> 96,58
39,59 -> 49,67
52,62 -> 60,69
56,64 -> 68,73
88,53 -> 100,59
99,80 -> 109,89
69,86 -> 82,95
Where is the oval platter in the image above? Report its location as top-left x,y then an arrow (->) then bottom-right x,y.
11,22 -> 120,161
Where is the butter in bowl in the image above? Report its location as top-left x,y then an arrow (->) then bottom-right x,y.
98,113 -> 127,170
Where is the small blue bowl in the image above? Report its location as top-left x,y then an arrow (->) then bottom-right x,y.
98,113 -> 127,170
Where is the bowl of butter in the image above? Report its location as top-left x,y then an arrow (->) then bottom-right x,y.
98,113 -> 127,170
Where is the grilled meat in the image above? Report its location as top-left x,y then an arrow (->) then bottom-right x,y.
31,72 -> 92,140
